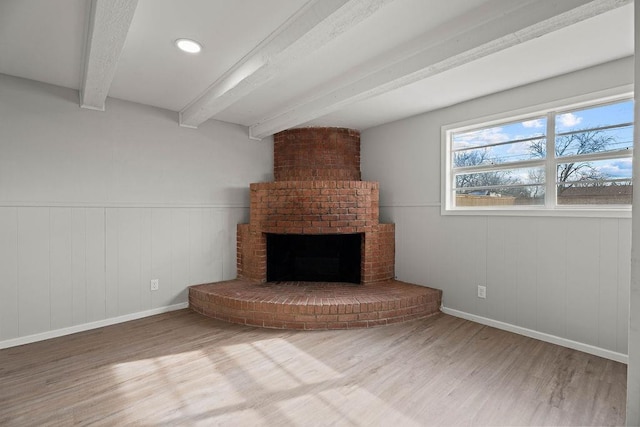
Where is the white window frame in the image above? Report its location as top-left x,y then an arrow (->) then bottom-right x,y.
441,87 -> 634,218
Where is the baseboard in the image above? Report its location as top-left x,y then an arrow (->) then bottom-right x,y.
0,302 -> 189,350
441,306 -> 628,364
3,303 -> 627,363
0,201 -> 249,208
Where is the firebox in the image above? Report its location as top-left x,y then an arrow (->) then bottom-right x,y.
267,233 -> 361,283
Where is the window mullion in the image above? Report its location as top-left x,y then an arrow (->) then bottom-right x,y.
545,111 -> 556,209
452,134 -> 545,153
556,149 -> 633,164
452,158 -> 546,174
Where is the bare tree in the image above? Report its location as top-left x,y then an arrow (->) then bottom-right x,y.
454,149 -> 521,193
527,168 -> 545,198
529,129 -> 613,194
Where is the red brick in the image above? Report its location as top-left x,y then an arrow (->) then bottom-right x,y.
358,312 -> 379,321
315,314 -> 338,322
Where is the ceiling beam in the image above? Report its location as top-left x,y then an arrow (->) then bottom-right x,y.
249,0 -> 631,140
80,0 -> 138,111
178,0 -> 395,129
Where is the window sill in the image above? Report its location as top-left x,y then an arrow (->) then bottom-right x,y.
441,206 -> 631,218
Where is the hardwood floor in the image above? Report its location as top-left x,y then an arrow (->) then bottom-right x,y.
0,310 -> 626,426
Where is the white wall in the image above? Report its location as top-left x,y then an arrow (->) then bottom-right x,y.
0,74 -> 273,346
626,4 -> 640,423
362,57 -> 634,359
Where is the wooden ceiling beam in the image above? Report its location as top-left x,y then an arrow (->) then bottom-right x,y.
80,0 -> 138,111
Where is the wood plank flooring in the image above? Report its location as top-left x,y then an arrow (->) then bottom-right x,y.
0,310 -> 626,426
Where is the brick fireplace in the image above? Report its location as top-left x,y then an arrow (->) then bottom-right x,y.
189,127 -> 442,330
237,127 -> 394,284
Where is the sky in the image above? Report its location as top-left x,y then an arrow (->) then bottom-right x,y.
452,99 -> 634,182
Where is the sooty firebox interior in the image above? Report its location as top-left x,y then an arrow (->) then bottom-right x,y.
267,233 -> 362,283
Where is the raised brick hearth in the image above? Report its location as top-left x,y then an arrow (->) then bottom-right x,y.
190,279 -> 442,330
189,127 -> 442,329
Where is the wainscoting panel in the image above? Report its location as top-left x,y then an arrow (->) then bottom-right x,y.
534,217 -> 567,340
85,208 -> 106,323
17,207 -> 51,336
169,208 -> 190,307
71,208 -> 87,326
0,206 -> 247,343
112,208 -> 145,317
150,208 -> 173,309
618,219 -> 631,353
485,217 -> 520,327
0,207 -> 19,340
599,218 -> 621,352
50,207 -> 73,330
566,218 -> 599,346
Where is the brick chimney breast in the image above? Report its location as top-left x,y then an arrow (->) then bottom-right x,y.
274,127 -> 361,181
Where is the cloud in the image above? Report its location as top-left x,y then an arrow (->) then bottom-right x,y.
505,136 -> 544,159
598,159 -> 633,178
522,119 -> 544,128
453,127 -> 509,149
558,113 -> 582,128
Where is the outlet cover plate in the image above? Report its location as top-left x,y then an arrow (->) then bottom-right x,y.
477,285 -> 486,299
151,279 -> 159,291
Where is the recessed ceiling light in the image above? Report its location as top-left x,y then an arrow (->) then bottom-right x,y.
175,38 -> 202,54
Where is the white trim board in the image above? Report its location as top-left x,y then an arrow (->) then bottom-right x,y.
379,203 -> 442,208
441,306 -> 628,364
0,202 -> 249,209
0,302 -> 188,350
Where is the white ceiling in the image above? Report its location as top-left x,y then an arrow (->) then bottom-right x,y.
0,0 -> 633,138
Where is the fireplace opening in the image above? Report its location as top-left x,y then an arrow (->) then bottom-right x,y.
267,233 -> 362,283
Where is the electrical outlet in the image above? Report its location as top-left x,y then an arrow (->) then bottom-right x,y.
477,285 -> 486,299
150,279 -> 159,291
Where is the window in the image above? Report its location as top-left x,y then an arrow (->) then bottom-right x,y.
444,96 -> 634,214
